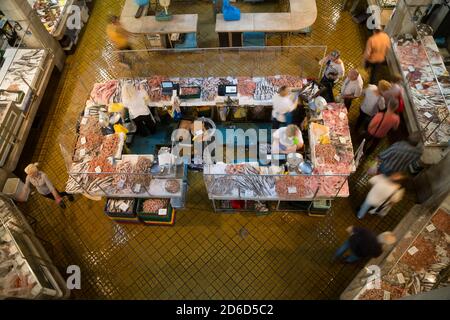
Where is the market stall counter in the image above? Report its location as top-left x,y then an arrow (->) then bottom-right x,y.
215,0 -> 318,47
203,103 -> 356,213
120,0 -> 198,48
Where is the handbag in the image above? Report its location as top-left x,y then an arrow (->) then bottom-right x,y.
397,95 -> 405,113
370,112 -> 386,137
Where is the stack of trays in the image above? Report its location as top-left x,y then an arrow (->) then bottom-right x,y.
137,198 -> 176,226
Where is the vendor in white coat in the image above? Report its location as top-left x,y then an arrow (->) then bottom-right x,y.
271,86 -> 299,129
121,82 -> 155,136
271,124 -> 304,154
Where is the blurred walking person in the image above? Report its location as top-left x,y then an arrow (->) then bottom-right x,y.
357,172 -> 405,219
364,26 -> 391,84
334,226 -> 396,263
377,133 -> 423,176
106,15 -> 133,68
364,98 -> 400,154
355,80 -> 391,132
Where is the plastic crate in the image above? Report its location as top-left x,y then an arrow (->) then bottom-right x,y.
104,198 -> 137,218
136,198 -> 173,222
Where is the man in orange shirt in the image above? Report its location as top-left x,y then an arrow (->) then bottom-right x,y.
106,15 -> 132,68
364,26 -> 391,84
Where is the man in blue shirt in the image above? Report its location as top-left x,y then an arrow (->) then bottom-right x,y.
377,133 -> 423,176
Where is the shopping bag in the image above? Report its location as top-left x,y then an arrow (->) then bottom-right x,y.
114,123 -> 129,134
223,0 -> 241,21
369,203 -> 392,217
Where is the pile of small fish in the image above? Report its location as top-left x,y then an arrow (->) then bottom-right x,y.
204,175 -> 236,196
358,282 -> 405,300
224,164 -> 275,197
66,161 -> 114,194
142,199 -> 169,213
267,75 -> 304,89
165,179 -> 181,194
253,78 -> 278,101
147,76 -> 168,101
113,161 -> 133,189
106,199 -> 135,214
237,77 -> 256,97
0,49 -> 45,107
394,37 -> 450,145
201,77 -> 221,101
129,156 -> 153,187
100,134 -> 120,158
87,157 -> 115,176
275,175 -> 317,199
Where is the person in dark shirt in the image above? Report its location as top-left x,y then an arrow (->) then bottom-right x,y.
333,226 -> 396,263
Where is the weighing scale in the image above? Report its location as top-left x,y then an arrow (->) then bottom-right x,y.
218,84 -> 237,96
161,81 -> 179,96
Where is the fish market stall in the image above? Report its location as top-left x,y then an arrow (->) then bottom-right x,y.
386,0 -> 450,149
203,103 -> 356,213
28,0 -> 74,40
0,27 -> 56,175
86,75 -> 308,109
0,194 -> 69,299
340,197 -> 450,300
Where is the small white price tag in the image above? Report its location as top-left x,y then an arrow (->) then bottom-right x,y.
117,179 -> 125,189
119,203 -> 129,212
79,149 -> 86,157
424,112 -> 433,119
339,137 -> 346,144
81,117 -> 88,125
288,187 -> 297,194
158,208 -> 167,216
419,100 -> 428,106
408,246 -> 419,256
383,290 -> 391,300
426,224 -> 436,232
94,166 -> 101,173
334,154 -> 341,162
397,273 -> 405,284
415,83 -> 424,90
408,66 -> 415,72
80,137 -> 86,145
107,156 -> 114,164
195,130 -> 203,136
133,184 -> 141,193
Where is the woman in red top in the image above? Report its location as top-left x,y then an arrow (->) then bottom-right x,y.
364,99 -> 400,154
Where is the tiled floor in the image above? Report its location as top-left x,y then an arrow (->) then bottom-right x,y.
14,0 -> 415,299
